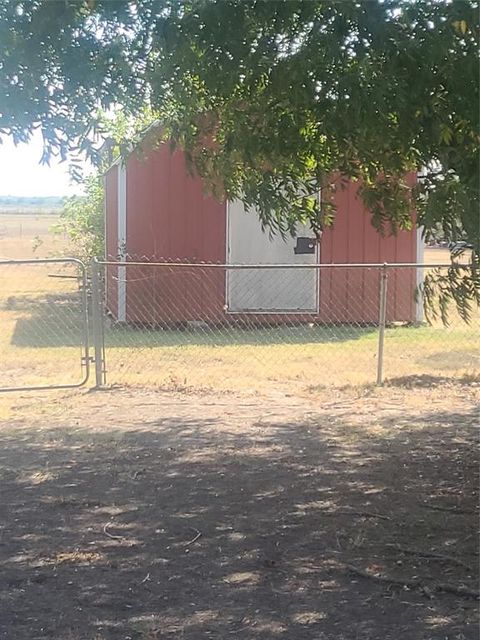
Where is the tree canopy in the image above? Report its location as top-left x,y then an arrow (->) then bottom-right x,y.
0,1 -> 478,261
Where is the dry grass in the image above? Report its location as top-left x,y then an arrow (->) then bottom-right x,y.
424,246 -> 472,265
0,259 -> 86,391
102,321 -> 479,393
0,211 -> 69,259
0,213 -> 84,399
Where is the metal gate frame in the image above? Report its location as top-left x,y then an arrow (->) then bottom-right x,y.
0,257 -> 91,392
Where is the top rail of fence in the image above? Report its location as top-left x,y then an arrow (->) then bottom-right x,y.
97,259 -> 472,270
0,257 -> 86,267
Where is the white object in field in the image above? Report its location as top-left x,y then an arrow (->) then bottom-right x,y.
226,199 -> 319,312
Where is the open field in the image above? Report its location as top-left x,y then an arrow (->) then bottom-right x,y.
0,260 -> 87,392
424,246 -> 473,265
424,246 -> 453,264
0,383 -> 478,639
0,212 -> 82,393
0,210 -> 67,259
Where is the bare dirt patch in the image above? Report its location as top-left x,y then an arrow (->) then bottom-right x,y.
0,382 -> 478,639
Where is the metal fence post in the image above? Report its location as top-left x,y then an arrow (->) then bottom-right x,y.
90,258 -> 106,387
376,263 -> 388,385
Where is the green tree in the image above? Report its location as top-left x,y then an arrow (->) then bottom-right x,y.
54,175 -> 104,263
0,0 -> 478,305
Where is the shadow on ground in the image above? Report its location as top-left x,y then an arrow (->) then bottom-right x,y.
385,373 -> 480,388
8,292 -> 377,349
0,402 -> 478,640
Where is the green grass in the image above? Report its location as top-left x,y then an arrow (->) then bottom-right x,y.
104,323 -> 378,347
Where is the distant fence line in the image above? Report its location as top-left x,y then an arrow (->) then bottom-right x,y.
0,207 -> 62,215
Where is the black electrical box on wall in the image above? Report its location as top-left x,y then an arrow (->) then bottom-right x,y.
294,237 -> 316,254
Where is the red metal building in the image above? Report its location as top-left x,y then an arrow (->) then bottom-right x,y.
104,143 -> 421,325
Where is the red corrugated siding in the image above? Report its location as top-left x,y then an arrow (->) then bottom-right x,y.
319,179 -> 417,323
124,145 -> 226,324
104,166 -> 118,317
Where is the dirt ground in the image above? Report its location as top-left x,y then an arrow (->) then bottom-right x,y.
0,380 -> 478,640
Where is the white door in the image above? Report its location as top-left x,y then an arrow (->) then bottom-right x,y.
226,199 -> 319,312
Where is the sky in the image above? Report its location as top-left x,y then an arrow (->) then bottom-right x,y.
0,131 -> 90,197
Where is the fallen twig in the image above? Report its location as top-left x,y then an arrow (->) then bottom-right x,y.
385,543 -> 473,571
438,582 -> 480,599
103,522 -> 125,540
325,509 -> 390,521
182,527 -> 202,547
418,502 -> 476,516
344,564 -> 479,599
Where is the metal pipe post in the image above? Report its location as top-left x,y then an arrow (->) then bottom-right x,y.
376,264 -> 388,385
90,258 -> 106,387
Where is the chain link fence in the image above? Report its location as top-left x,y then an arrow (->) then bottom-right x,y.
0,258 -> 90,391
91,259 -> 479,393
1,257 -> 477,394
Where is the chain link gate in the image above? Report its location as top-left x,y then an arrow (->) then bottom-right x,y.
0,258 -> 91,392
